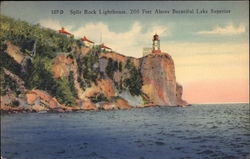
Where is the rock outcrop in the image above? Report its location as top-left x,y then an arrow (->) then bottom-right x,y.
140,53 -> 176,106
139,53 -> 188,106
5,41 -> 25,64
51,53 -> 74,78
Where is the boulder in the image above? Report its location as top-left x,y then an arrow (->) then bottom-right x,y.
102,103 -> 117,110
26,92 -> 38,104
115,98 -> 132,109
83,101 -> 98,110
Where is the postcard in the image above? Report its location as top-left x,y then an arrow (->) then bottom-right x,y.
0,1 -> 249,159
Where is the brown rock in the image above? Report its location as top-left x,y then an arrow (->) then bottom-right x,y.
97,79 -> 116,98
5,41 -> 25,64
51,54 -> 74,78
80,79 -> 116,101
51,63 -> 68,78
139,53 -> 188,106
102,103 -> 117,110
26,92 -> 38,104
176,83 -> 189,106
48,97 -> 60,109
115,98 -> 132,109
83,101 -> 98,110
25,90 -> 63,109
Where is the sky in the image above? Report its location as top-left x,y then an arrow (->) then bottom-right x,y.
1,1 -> 249,104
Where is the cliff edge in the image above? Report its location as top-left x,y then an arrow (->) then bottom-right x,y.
140,53 -> 188,106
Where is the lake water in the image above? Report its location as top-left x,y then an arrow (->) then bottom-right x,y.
1,103 -> 250,159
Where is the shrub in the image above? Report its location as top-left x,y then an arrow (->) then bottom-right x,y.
11,100 -> 20,107
89,93 -> 108,103
0,52 -> 24,79
123,60 -> 143,96
106,58 -> 118,79
76,51 -> 99,88
68,71 -> 78,98
0,67 -> 21,97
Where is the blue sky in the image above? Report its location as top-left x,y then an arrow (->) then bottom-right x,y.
1,1 -> 249,103
1,1 -> 248,42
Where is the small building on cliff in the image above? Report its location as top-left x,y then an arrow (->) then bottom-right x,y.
152,34 -> 161,54
80,36 -> 95,48
59,27 -> 74,37
100,43 -> 112,52
142,34 -> 163,56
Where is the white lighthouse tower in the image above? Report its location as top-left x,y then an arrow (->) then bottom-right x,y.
152,34 -> 161,53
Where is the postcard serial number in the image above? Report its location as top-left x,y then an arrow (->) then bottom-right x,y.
51,9 -> 231,16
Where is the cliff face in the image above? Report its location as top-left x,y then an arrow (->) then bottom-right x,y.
1,41 -> 188,113
73,49 -> 188,107
139,53 -> 177,106
1,44 -> 188,113
139,53 -> 188,106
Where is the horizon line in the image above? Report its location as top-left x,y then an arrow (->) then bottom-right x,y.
189,102 -> 249,105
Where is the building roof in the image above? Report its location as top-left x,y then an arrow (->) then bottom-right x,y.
80,36 -> 94,44
100,44 -> 111,50
59,27 -> 72,35
153,34 -> 160,41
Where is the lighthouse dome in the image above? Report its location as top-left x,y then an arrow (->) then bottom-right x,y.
153,34 -> 160,40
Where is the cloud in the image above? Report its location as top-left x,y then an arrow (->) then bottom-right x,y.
38,19 -> 168,57
160,42 -> 249,83
71,21 -> 168,57
197,24 -> 246,35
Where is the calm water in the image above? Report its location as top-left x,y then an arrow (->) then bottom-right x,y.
1,103 -> 250,159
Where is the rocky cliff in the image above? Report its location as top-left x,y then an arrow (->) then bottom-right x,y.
0,15 -> 188,113
140,53 -> 178,106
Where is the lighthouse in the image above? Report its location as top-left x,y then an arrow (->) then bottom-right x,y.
152,34 -> 161,53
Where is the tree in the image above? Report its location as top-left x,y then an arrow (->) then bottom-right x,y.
123,61 -> 143,96
106,58 -> 118,79
68,71 -> 78,98
118,62 -> 122,72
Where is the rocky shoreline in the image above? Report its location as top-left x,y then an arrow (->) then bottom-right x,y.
1,103 -> 191,114
1,87 -> 190,114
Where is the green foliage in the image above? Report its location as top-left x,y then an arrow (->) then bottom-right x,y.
0,40 -> 7,52
11,100 -> 20,107
0,52 -> 24,79
76,39 -> 83,48
0,67 -> 21,97
106,58 -> 118,79
0,68 -> 6,96
52,77 -> 76,106
118,62 -> 123,72
93,45 -> 101,53
25,56 -> 75,106
76,50 -> 100,90
68,71 -> 78,98
0,15 -> 145,105
89,93 -> 108,103
25,55 -> 52,89
0,15 -> 78,106
123,60 -> 143,96
125,59 -> 132,69
0,15 -> 74,58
